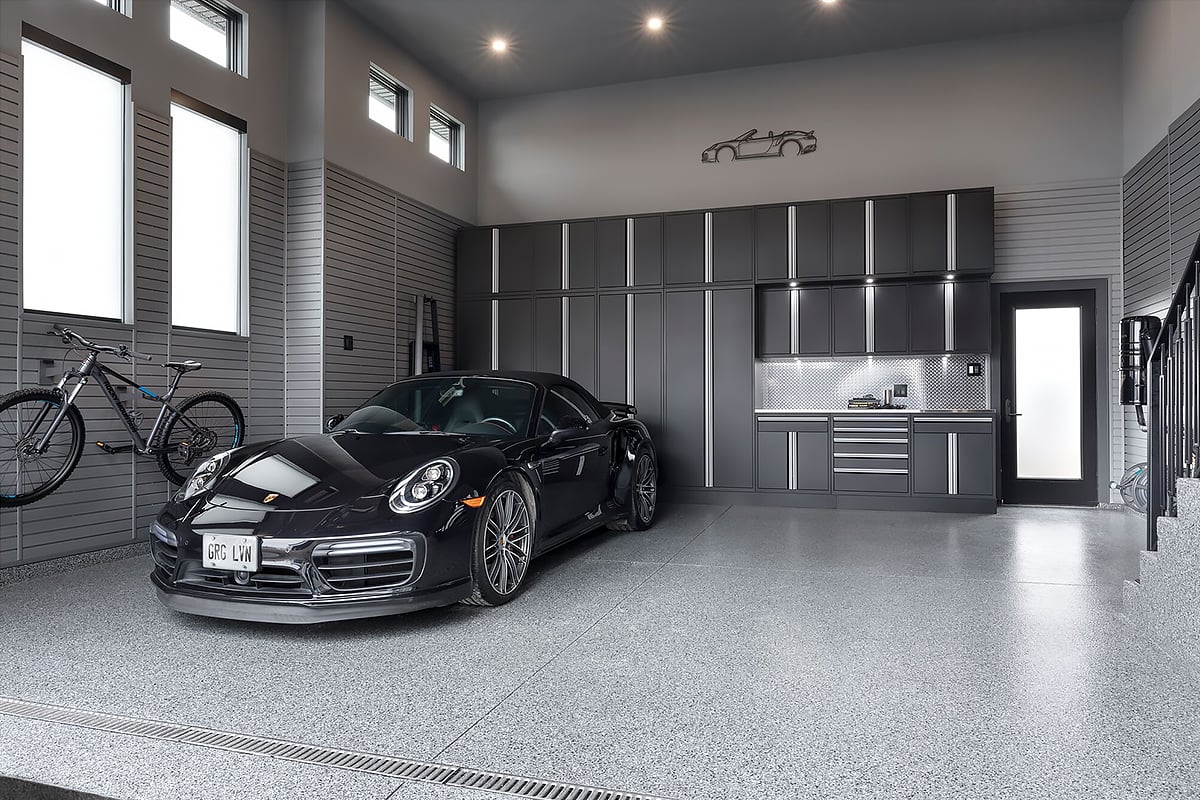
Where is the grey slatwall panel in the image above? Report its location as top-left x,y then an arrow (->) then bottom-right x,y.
284,161 -> 325,435
132,110 -> 173,534
248,153 -> 286,442
320,163 -> 459,419
323,165 -> 397,415
1169,98 -> 1200,290
0,53 -> 19,564
1122,141 -> 1171,470
994,179 -> 1124,499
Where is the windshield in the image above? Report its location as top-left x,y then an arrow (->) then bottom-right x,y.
334,376 -> 537,437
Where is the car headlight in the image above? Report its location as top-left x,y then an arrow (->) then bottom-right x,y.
179,451 -> 231,501
389,458 -> 457,514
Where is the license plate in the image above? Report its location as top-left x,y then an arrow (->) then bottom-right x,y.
202,533 -> 260,572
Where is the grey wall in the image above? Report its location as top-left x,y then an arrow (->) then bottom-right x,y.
477,22 -> 1123,225
1121,0 -> 1200,171
1121,96 -> 1200,470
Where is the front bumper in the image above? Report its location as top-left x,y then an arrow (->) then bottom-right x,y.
150,499 -> 478,624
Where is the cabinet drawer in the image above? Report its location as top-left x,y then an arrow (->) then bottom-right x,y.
832,440 -> 909,456
832,417 -> 910,431
834,456 -> 908,471
913,417 -> 995,434
834,471 -> 910,493
758,418 -> 829,433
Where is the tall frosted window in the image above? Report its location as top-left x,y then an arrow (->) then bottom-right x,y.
21,40 -> 126,319
1014,306 -> 1082,480
171,102 -> 244,333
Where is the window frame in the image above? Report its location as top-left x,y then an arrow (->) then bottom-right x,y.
168,90 -> 250,336
20,26 -> 133,323
90,0 -> 132,16
369,64 -> 411,140
169,0 -> 248,76
429,104 -> 464,170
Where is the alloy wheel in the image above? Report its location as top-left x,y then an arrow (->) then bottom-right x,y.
634,455 -> 657,523
484,488 -> 532,595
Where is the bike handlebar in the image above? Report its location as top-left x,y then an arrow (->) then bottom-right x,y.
48,325 -> 152,362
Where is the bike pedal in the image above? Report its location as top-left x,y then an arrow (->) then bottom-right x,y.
95,441 -> 134,455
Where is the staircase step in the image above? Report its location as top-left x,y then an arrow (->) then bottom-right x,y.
1178,477 -> 1200,523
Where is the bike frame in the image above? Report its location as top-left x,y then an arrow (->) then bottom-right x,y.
33,351 -> 198,456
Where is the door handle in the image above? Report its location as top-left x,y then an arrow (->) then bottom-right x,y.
1004,399 -> 1022,418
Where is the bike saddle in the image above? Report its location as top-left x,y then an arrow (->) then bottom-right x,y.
165,360 -> 202,373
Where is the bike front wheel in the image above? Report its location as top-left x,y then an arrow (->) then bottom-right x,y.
155,391 -> 246,485
0,388 -> 86,508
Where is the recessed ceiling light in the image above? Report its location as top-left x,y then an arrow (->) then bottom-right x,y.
646,15 -> 664,31
491,38 -> 507,52
820,0 -> 839,5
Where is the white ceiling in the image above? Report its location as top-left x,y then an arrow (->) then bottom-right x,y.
342,0 -> 1133,101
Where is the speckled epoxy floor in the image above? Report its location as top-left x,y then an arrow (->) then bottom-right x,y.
1,503 -> 1198,800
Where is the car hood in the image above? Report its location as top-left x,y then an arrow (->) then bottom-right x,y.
206,432 -> 494,512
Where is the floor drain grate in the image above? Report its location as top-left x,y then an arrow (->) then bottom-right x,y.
0,696 -> 674,800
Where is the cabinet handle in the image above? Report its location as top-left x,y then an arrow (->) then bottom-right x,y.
834,453 -> 908,459
834,468 -> 909,475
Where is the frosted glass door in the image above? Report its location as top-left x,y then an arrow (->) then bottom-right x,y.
1013,306 -> 1082,480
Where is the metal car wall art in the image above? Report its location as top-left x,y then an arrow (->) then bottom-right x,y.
150,371 -> 659,624
701,128 -> 817,163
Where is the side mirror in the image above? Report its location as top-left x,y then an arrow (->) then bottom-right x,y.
325,413 -> 346,433
547,415 -> 589,446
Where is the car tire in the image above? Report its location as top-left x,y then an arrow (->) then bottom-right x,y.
461,473 -> 537,607
717,146 -> 736,163
606,444 -> 657,532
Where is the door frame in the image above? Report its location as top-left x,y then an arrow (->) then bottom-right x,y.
991,279 -> 1110,506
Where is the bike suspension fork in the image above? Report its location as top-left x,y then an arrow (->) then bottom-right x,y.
32,356 -> 94,453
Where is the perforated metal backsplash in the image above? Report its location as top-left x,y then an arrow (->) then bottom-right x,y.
757,355 -> 990,410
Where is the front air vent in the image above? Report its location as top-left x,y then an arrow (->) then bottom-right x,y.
313,538 -> 420,591
177,563 -> 309,596
150,539 -> 178,574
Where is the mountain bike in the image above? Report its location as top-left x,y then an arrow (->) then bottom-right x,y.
0,325 -> 246,507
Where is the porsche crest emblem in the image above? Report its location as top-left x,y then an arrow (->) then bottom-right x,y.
262,493 -> 279,504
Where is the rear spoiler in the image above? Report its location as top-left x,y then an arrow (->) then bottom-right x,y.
601,401 -> 637,419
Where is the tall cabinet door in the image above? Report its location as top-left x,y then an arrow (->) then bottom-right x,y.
663,291 -> 706,487
496,298 -> 533,370
712,288 -> 754,489
457,228 -> 493,295
794,202 -> 830,280
532,223 -> 563,290
567,221 -> 595,289
634,216 -> 663,286
952,280 -> 991,353
598,294 -> 627,402
498,227 -> 533,293
664,213 -> 704,285
712,209 -> 754,283
872,197 -> 909,276
908,283 -> 946,353
633,293 -> 663,440
797,287 -> 831,355
872,285 -> 908,354
534,297 -> 562,374
755,206 -> 789,281
757,289 -> 792,357
457,299 -> 492,369
910,193 -> 948,275
955,189 -> 994,274
567,296 -> 597,394
596,218 -> 627,288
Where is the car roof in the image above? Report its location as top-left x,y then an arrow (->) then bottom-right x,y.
396,370 -> 588,392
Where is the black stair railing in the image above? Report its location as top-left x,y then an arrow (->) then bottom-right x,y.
1146,232 -> 1200,550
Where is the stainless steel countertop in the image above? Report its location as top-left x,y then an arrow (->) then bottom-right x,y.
754,408 -> 997,415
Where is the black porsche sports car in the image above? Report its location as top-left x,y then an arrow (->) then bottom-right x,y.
150,372 -> 658,624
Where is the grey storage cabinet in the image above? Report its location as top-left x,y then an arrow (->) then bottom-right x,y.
634,216 -> 663,286
952,279 -> 991,353
496,298 -> 534,370
534,297 -> 562,374
568,295 -> 597,393
712,289 -> 754,488
457,298 -> 492,369
457,227 -> 492,296
712,209 -> 754,283
831,416 -> 910,494
597,294 -> 627,402
633,293 -> 664,438
832,286 -> 866,354
873,196 -> 909,276
795,201 -> 831,280
756,416 -> 830,492
955,189 -> 994,273
755,205 -> 789,281
498,226 -> 534,293
532,223 -> 563,290
663,290 -> 706,487
567,220 -> 596,289
596,218 -> 627,288
910,192 -> 948,275
757,288 -> 791,357
663,213 -> 703,285
908,282 -> 946,353
872,284 -> 908,354
912,417 -> 995,497
831,200 -> 866,277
